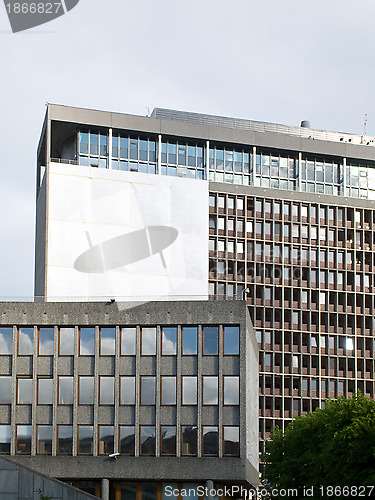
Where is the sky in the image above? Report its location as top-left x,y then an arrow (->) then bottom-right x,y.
1,0 -> 375,299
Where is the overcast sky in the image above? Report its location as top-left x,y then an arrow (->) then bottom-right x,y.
1,0 -> 375,299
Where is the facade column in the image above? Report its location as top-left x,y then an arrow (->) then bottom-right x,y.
108,128 -> 113,169
101,478 -> 109,500
205,480 -> 215,500
205,140 -> 210,180
158,134 -> 162,174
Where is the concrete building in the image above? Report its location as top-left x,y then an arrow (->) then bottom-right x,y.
34,104 -> 375,458
0,300 -> 259,498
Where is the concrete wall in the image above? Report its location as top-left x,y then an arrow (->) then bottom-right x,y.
0,456 -> 98,500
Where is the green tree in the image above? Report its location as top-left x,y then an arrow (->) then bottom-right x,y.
262,393 -> 375,499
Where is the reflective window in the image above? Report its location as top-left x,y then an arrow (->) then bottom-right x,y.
18,327 -> 33,355
58,376 -> 73,404
181,426 -> 197,456
182,327 -> 197,355
0,425 -> 11,454
57,425 -> 73,455
99,425 -> 114,455
59,327 -> 75,355
79,377 -> 94,405
17,378 -> 32,404
223,376 -> 240,405
0,327 -> 13,354
161,377 -> 176,405
161,426 -> 176,455
141,376 -> 155,405
0,376 -> 12,403
120,482 -> 137,500
162,327 -> 177,355
80,327 -> 95,355
120,426 -> 135,455
120,376 -> 136,405
100,327 -> 115,355
223,326 -> 239,355
78,426 -> 93,455
202,427 -> 219,456
99,377 -> 114,405
38,327 -> 54,355
141,327 -> 156,355
16,425 -> 32,454
182,376 -> 197,405
121,327 -> 136,355
203,376 -> 218,405
223,426 -> 240,455
37,425 -> 52,455
140,426 -> 156,455
37,378 -> 53,405
203,326 -> 218,355
142,483 -> 158,500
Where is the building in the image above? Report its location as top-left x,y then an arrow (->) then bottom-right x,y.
0,300 -> 259,498
34,104 -> 375,458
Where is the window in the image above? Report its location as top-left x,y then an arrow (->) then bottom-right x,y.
223,376 -> 240,405
203,326 -> 218,355
162,327 -> 177,355
99,377 -> 114,405
223,326 -> 239,355
120,426 -> 135,455
0,327 -> 13,354
17,378 -> 32,404
38,378 -> 53,405
18,327 -> 33,355
79,377 -> 94,405
78,426 -> 93,455
59,327 -> 74,355
0,425 -> 11,454
202,426 -> 218,456
121,327 -> 136,355
38,327 -> 54,355
120,376 -> 136,405
16,425 -> 32,454
58,376 -> 73,404
57,425 -> 73,455
0,376 -> 12,403
181,426 -> 197,456
223,427 -> 240,457
37,426 -> 52,455
161,377 -> 176,405
100,327 -> 115,355
182,327 -> 197,355
80,327 -> 95,355
203,376 -> 218,405
182,377 -> 197,405
161,426 -> 176,455
141,376 -> 156,405
99,426 -> 114,455
141,327 -> 156,355
140,426 -> 156,455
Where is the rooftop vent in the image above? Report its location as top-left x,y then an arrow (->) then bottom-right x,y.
301,120 -> 310,128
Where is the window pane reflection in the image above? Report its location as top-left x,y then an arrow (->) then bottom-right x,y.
203,327 -> 218,355
37,425 -> 52,454
223,376 -> 240,405
141,377 -> 155,405
79,377 -> 94,405
202,426 -> 218,455
16,425 -> 32,454
121,327 -> 136,355
58,425 -> 73,455
142,482 -> 157,500
18,327 -> 33,355
0,327 -> 13,354
80,327 -> 95,355
100,327 -> 115,355
182,326 -> 197,355
38,378 -> 53,404
203,377 -> 218,405
99,425 -> 114,455
120,482 -> 137,500
120,376 -> 135,405
162,327 -> 177,355
78,426 -> 93,455
161,426 -> 176,455
17,378 -> 32,404
141,327 -> 156,355
140,426 -> 156,455
161,377 -> 176,405
223,426 -> 240,456
59,327 -> 75,355
59,376 -> 73,404
100,377 -> 114,405
0,376 -> 12,403
120,426 -> 135,455
0,425 -> 11,454
181,426 -> 197,456
39,328 -> 54,355
182,377 -> 197,405
224,326 -> 239,354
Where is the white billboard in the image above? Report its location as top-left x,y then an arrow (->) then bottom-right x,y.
45,164 -> 209,302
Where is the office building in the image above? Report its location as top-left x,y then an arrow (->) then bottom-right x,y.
34,104 -> 375,457
0,300 -> 259,498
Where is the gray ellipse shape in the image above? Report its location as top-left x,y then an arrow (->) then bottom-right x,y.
64,0 -> 80,12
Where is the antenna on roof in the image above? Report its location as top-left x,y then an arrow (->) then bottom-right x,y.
364,113 -> 368,136
146,107 -> 150,117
